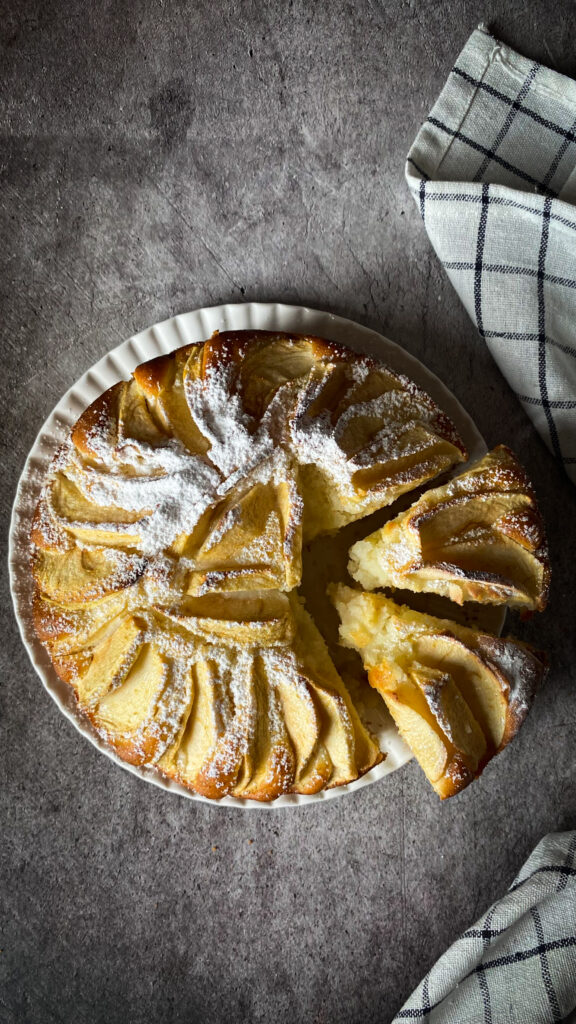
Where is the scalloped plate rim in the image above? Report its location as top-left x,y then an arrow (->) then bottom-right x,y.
8,302 -> 491,810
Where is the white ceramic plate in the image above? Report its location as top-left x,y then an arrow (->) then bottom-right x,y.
9,303 -> 488,809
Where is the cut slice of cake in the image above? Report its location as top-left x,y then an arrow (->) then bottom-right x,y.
348,446 -> 549,611
292,354 -> 468,539
330,585 -> 546,798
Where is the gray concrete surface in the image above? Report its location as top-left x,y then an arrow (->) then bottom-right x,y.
2,2 -> 576,1021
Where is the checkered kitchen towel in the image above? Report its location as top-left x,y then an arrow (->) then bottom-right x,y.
392,831 -> 576,1023
406,26 -> 576,482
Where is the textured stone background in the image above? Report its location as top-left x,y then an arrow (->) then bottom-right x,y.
2,2 -> 576,1021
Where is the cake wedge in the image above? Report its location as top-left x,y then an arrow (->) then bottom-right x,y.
348,446 -> 549,611
330,585 -> 547,798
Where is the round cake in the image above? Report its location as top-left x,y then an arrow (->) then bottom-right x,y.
30,329 -> 470,800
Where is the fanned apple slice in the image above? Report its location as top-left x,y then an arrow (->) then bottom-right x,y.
271,660 -> 333,795
184,474 -> 303,594
71,378 -> 166,462
414,633 -> 508,750
159,652 -> 246,799
291,597 -> 382,785
237,333 -> 320,417
33,589 -> 129,656
74,615 -> 145,707
380,687 -> 449,785
117,379 -> 169,447
156,656 -> 223,795
349,446 -> 549,610
93,649 -> 193,766
31,488 -> 75,553
50,471 -> 142,526
134,345 -> 210,456
331,585 -> 546,798
45,472 -> 145,548
71,382 -> 123,460
33,546 -> 146,604
232,656 -> 296,800
373,665 -> 485,795
157,590 -> 295,647
413,663 -> 487,770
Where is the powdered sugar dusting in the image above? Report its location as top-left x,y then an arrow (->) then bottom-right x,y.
476,634 -> 544,719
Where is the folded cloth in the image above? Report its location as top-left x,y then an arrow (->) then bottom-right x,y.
406,26 -> 576,483
392,832 -> 576,1023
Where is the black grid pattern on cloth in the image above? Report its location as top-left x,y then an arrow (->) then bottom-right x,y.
392,833 -> 576,1023
405,26 -> 576,483
452,66 -> 576,146
420,190 -> 576,232
426,114 -> 558,197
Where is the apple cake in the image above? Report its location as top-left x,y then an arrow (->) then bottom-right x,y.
31,329 -> 469,800
348,445 -> 550,611
331,586 -> 547,798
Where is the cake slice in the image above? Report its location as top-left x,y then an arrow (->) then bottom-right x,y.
348,446 -> 549,611
330,585 -> 546,798
293,355 -> 468,539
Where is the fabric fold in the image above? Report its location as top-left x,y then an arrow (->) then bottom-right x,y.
392,831 -> 576,1023
406,26 -> 576,483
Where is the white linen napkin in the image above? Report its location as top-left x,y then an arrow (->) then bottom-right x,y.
392,831 -> 576,1023
406,26 -> 576,483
